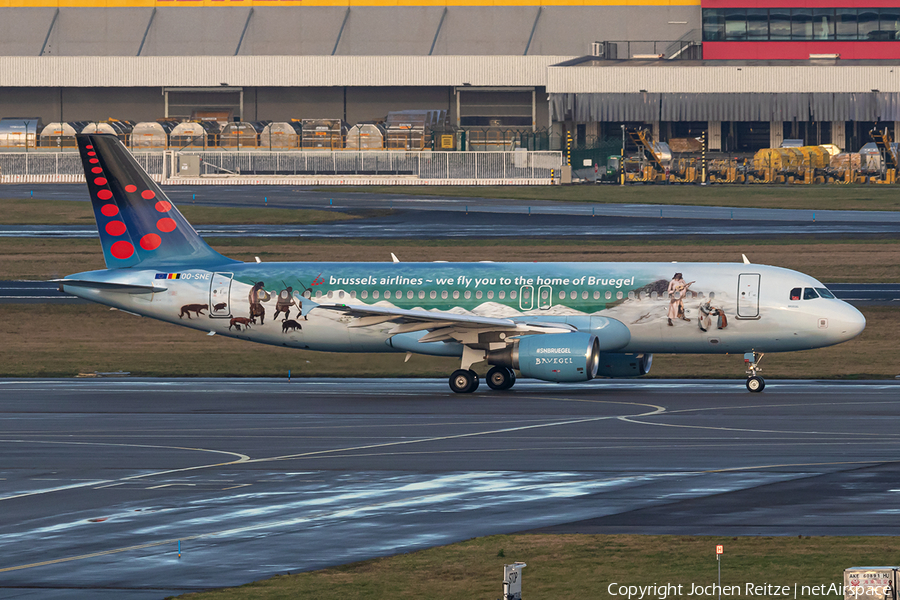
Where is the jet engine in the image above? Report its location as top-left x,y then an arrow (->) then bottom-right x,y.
595,352 -> 653,378
487,332 -> 600,383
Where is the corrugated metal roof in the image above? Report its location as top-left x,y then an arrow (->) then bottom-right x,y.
0,56 -> 573,87
548,61 -> 900,94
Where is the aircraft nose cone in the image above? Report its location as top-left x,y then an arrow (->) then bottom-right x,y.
838,303 -> 866,341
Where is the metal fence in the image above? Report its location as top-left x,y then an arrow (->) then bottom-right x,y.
0,150 -> 563,182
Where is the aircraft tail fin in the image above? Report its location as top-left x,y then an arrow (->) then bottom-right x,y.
75,134 -> 235,269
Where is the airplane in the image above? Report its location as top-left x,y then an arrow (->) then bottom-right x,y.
59,134 -> 866,393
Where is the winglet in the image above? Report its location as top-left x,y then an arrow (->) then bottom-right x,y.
391,253 -> 400,263
742,254 -> 751,264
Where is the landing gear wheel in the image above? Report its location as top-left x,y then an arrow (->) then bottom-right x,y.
449,369 -> 478,394
486,366 -> 515,391
746,376 -> 765,393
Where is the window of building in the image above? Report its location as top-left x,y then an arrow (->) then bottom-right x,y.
704,8 -> 725,41
747,8 -> 769,40
769,8 -> 791,40
792,8 -> 813,40
880,8 -> 900,39
725,8 -> 748,40
813,8 -> 835,40
859,8 -> 879,38
836,8 -> 858,40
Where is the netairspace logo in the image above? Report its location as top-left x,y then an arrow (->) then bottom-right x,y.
606,583 -> 881,599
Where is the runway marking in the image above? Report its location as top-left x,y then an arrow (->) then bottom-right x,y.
617,415 -> 900,437
145,483 -> 197,490
244,399 -> 666,465
0,439 -> 249,502
222,484 -> 252,490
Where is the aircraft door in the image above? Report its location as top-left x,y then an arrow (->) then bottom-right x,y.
538,285 -> 552,310
519,285 -> 534,311
209,272 -> 233,318
737,273 -> 760,318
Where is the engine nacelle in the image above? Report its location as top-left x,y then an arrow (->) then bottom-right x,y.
595,352 -> 653,378
488,332 -> 600,383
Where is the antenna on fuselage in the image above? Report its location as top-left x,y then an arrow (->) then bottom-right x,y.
742,254 -> 751,264
391,253 -> 400,263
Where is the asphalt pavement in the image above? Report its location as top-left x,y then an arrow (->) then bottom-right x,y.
2,378 -> 900,599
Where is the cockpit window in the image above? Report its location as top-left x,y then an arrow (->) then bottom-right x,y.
790,287 -> 801,301
816,287 -> 836,299
803,288 -> 820,300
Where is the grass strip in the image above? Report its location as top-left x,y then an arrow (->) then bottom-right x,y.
1,303 -> 895,379
322,185 -> 900,212
174,533 -> 900,600
3,237 -> 899,282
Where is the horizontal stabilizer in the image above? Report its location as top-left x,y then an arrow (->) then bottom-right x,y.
56,279 -> 167,294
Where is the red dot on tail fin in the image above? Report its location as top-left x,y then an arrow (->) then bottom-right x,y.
141,190 -> 156,200
157,217 -> 176,233
101,204 -> 118,217
97,190 -> 113,200
155,200 -> 172,213
105,221 -> 126,236
86,145 -> 93,149
110,240 -> 134,260
87,151 -> 96,156
125,185 -> 137,193
140,233 -> 161,251
91,167 -> 102,174
94,177 -> 108,186
89,158 -> 99,164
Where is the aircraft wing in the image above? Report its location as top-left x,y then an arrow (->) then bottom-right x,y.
314,303 -> 575,343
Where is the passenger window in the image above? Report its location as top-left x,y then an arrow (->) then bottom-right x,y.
616,291 -> 623,300
407,290 -> 414,299
464,290 -> 471,299
315,290 -> 322,298
350,291 -> 356,299
803,288 -> 820,300
430,290 -> 436,299
627,291 -> 635,300
593,291 -> 600,300
361,290 -> 368,299
605,291 -> 612,300
475,290 -> 483,299
441,290 -> 448,299
582,291 -> 588,300
372,290 -> 379,299
327,291 -> 333,298
510,290 -> 517,300
487,290 -> 494,299
498,291 -> 505,299
453,291 -> 460,299
303,290 -> 311,298
709,292 -> 715,299
418,290 -> 425,299
790,287 -> 801,301
338,291 -> 344,299
570,291 -> 577,300
558,291 -> 565,299
816,287 -> 836,299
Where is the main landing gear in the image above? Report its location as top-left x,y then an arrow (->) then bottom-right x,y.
448,366 -> 517,393
744,351 -> 765,393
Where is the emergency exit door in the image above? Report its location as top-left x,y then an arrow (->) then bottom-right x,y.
737,273 -> 760,318
209,272 -> 233,318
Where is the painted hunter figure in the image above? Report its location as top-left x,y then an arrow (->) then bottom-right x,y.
249,281 -> 268,325
667,272 -> 695,326
273,286 -> 297,321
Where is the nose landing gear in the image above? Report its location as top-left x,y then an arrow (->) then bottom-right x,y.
744,351 -> 765,392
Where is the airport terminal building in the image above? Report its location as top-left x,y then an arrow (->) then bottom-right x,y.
2,0 -> 900,152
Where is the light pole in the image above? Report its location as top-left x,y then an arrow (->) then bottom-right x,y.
620,123 -> 626,186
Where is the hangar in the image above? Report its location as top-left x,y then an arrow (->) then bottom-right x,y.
1,0 -> 899,152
